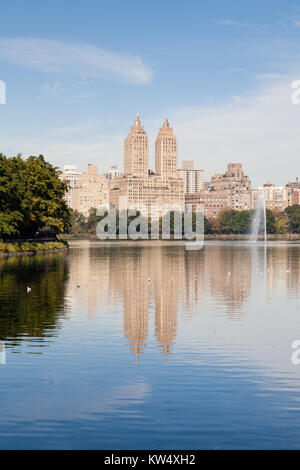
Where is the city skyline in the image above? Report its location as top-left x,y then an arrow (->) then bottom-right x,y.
60,113 -> 299,187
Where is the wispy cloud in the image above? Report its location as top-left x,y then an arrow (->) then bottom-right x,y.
0,38 -> 153,84
253,73 -> 286,80
212,19 -> 247,27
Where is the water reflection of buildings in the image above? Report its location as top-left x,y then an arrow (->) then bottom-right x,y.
66,242 -> 300,358
206,245 -> 252,319
108,247 -> 186,357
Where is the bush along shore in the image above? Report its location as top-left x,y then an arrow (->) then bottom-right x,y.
0,241 -> 68,257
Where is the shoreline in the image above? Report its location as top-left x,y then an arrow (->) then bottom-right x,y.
0,247 -> 68,258
61,233 -> 300,242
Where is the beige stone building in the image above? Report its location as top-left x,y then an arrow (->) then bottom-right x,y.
185,163 -> 251,218
251,184 -> 288,212
59,164 -> 82,207
104,165 -> 122,181
155,118 -> 178,177
185,190 -> 229,218
124,114 -> 149,177
178,160 -> 204,193
71,164 -> 109,216
110,116 -> 185,217
110,175 -> 185,218
211,163 -> 251,192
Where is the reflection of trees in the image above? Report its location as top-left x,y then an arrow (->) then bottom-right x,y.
0,253 -> 69,346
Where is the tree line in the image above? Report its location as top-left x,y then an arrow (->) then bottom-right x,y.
69,205 -> 300,236
210,206 -> 300,234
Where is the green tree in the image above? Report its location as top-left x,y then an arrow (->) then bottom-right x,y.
0,153 -> 70,237
285,205 -> 300,233
219,209 -> 251,234
266,209 -> 276,234
69,209 -> 87,234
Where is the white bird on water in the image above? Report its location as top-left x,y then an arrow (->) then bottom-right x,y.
26,287 -> 31,293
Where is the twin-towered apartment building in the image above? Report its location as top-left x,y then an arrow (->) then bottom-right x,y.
60,115 -> 300,218
61,115 -> 203,217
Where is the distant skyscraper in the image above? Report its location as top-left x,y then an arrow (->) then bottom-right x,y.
124,114 -> 149,177
110,115 -> 185,217
155,118 -> 178,177
286,177 -> 300,206
71,164 -> 109,216
60,164 -> 82,207
178,160 -> 204,193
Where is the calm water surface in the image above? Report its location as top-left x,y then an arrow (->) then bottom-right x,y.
0,241 -> 300,449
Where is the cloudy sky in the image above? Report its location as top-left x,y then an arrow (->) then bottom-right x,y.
0,0 -> 300,185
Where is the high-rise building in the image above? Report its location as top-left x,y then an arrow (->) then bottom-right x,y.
155,118 -> 178,177
110,116 -> 185,217
124,114 -> 149,177
185,163 -> 251,217
286,177 -> 300,206
178,160 -> 204,193
59,164 -> 82,207
251,184 -> 288,212
71,164 -> 109,216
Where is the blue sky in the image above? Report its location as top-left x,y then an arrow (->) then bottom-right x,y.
0,0 -> 300,185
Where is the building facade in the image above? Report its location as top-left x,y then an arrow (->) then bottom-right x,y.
185,163 -> 251,218
155,118 -> 178,177
104,165 -> 122,181
59,164 -> 82,207
211,163 -> 251,192
286,178 -> 300,206
124,114 -> 149,177
178,160 -> 204,194
185,190 -> 230,218
251,184 -> 288,212
70,164 -> 109,216
110,116 -> 185,217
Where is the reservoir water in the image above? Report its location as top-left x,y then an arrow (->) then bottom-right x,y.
0,240 -> 300,449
